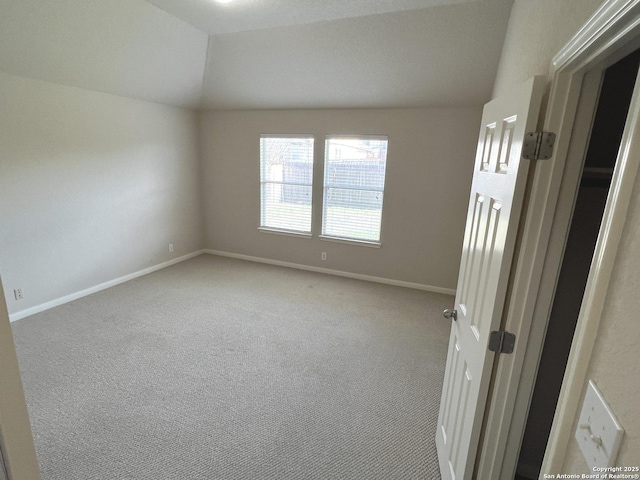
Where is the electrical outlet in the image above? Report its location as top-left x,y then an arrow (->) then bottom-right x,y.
169,243 -> 174,253
321,252 -> 327,261
14,289 -> 23,300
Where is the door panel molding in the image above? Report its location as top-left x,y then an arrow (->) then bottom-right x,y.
436,76 -> 545,480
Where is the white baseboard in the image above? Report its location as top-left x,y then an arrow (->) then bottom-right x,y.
9,250 -> 206,322
204,250 -> 456,295
10,249 -> 455,322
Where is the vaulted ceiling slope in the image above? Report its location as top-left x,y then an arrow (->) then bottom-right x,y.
146,0 -> 487,35
0,0 -> 209,108
0,0 -> 513,110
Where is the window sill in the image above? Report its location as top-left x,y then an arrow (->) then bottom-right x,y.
319,235 -> 381,248
258,227 -> 312,239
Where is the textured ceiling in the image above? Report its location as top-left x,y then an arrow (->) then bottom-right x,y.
145,0 -> 481,35
0,0 -> 513,110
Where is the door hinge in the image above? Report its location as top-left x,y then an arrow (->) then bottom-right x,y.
488,330 -> 516,354
522,131 -> 556,160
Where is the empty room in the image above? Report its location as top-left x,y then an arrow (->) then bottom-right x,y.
1,0 -> 639,479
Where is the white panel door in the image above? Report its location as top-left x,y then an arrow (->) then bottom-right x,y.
436,77 -> 545,480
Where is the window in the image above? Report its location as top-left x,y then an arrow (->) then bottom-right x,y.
322,136 -> 388,243
260,136 -> 314,234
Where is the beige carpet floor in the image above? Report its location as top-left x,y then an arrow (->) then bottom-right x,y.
12,254 -> 452,479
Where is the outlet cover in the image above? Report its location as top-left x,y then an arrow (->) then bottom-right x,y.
169,243 -> 174,253
575,380 -> 624,469
14,289 -> 23,300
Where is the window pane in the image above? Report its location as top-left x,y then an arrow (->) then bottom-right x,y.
261,137 -> 314,183
262,184 -> 312,232
322,136 -> 388,242
323,189 -> 383,241
260,136 -> 314,233
325,161 -> 386,190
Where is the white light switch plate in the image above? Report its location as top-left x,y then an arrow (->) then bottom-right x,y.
575,380 -> 624,469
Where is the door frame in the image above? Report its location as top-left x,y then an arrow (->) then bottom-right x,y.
0,277 -> 41,480
477,0 -> 640,477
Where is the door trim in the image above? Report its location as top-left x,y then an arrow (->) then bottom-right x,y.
542,1 -> 640,470
0,444 -> 7,480
477,0 -> 640,477
0,277 -> 41,480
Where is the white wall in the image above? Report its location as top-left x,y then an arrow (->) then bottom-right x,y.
200,108 -> 481,290
492,0 -> 605,99
0,72 -> 204,317
493,0 -> 640,472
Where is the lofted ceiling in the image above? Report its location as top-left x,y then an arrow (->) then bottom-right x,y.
0,0 -> 514,110
145,0 -> 484,35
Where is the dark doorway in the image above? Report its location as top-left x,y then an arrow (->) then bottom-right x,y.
516,48 -> 640,479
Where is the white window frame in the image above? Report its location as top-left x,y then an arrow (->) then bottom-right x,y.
259,134 -> 314,237
320,135 -> 389,245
